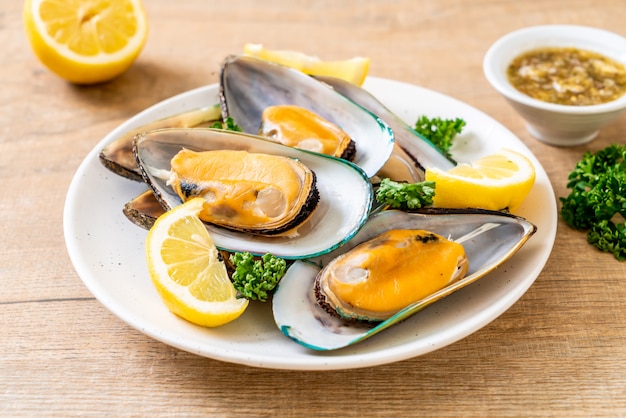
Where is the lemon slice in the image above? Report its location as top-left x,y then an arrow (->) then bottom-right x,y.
243,43 -> 370,86
425,149 -> 536,212
146,198 -> 248,327
23,0 -> 149,84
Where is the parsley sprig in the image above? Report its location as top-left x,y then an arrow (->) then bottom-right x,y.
375,178 -> 436,210
229,252 -> 287,301
414,115 -> 466,159
210,117 -> 242,132
560,144 -> 626,261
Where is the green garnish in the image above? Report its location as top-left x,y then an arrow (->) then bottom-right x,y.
210,116 -> 242,132
229,252 -> 287,301
414,115 -> 466,158
560,144 -> 626,261
375,178 -> 436,210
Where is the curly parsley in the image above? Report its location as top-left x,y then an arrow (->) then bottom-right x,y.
375,178 -> 436,210
414,115 -> 466,159
560,144 -> 626,261
210,117 -> 242,132
229,252 -> 287,301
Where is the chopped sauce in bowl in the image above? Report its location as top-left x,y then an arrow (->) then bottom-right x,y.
507,47 -> 626,106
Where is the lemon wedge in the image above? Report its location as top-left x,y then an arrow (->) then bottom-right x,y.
243,43 -> 370,86
425,149 -> 536,212
23,0 -> 149,84
146,198 -> 248,327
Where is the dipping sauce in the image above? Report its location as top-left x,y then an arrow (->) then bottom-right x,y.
507,47 -> 626,106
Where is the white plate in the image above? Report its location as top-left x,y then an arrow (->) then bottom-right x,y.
63,77 -> 557,370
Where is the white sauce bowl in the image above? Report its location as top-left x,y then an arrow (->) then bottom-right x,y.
483,24 -> 626,146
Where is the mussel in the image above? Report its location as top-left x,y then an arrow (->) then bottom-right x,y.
259,105 -> 356,161
167,148 -> 319,236
133,127 -> 373,259
272,208 -> 537,350
315,229 -> 469,322
219,55 -> 394,178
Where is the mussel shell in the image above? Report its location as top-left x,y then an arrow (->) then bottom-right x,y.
219,55 -> 395,178
99,105 -> 223,181
133,127 -> 373,259
122,189 -> 164,229
316,207 -> 536,271
273,208 -> 537,350
314,75 -> 457,180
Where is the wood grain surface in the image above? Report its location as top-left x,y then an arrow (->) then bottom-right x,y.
2,0 -> 626,416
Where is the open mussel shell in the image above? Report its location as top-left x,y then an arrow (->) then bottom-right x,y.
99,105 -> 223,181
314,75 -> 457,182
133,127 -> 373,259
219,55 -> 394,178
272,208 -> 537,350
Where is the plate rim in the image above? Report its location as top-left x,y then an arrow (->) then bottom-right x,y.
63,76 -> 557,370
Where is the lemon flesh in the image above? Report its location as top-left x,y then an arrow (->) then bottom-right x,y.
23,0 -> 148,84
425,148 -> 536,212
146,198 -> 248,327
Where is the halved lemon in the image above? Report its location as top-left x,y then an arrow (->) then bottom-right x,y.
23,0 -> 148,84
243,43 -> 370,86
425,148 -> 536,212
146,198 -> 248,327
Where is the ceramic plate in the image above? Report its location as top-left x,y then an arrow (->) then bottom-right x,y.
63,77 -> 557,370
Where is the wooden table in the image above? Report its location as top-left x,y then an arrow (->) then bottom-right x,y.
3,0 -> 626,415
